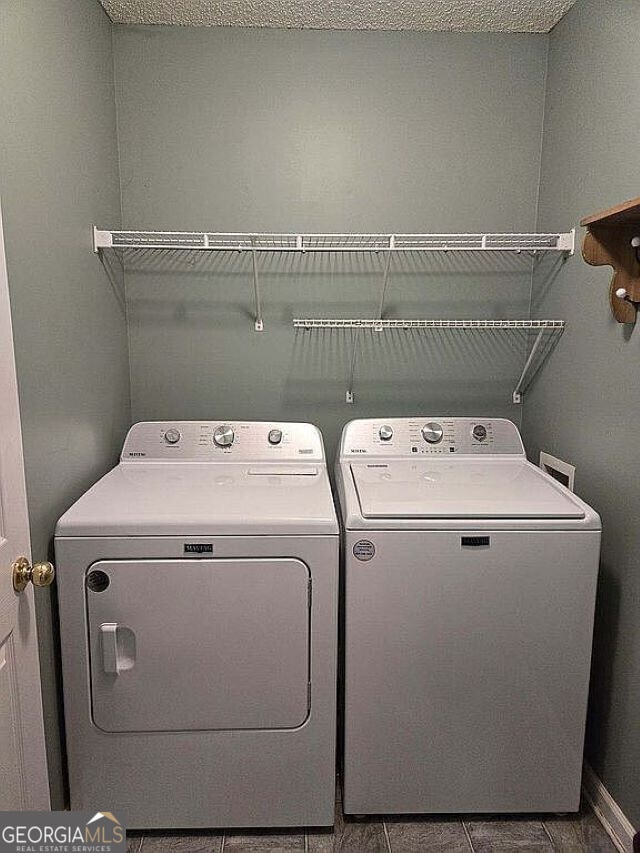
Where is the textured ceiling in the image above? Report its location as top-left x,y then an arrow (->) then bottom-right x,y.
99,0 -> 578,33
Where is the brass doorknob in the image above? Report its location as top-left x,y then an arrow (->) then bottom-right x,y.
12,556 -> 55,593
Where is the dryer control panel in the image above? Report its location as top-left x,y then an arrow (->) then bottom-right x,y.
121,421 -> 325,462
339,418 -> 525,458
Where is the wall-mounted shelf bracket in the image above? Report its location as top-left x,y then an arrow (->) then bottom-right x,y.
377,249 -> 393,320
294,319 -> 565,405
93,226 -> 112,252
251,241 -> 264,331
581,198 -> 640,324
512,326 -> 547,403
556,228 -> 576,255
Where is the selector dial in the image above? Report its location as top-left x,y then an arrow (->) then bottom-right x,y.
164,428 -> 181,445
378,425 -> 393,442
268,429 -> 283,445
422,422 -> 444,444
472,424 -> 488,442
213,425 -> 235,447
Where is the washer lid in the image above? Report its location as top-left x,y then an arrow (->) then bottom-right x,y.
350,459 -> 586,519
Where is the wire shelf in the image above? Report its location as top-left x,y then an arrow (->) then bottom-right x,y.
292,319 -> 565,330
93,228 -> 575,255
92,226 -> 569,399
292,319 -> 565,404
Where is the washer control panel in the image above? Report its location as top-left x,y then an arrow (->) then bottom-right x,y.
122,421 -> 325,462
340,418 -> 525,458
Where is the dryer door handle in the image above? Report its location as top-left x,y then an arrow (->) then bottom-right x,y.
100,623 -> 136,675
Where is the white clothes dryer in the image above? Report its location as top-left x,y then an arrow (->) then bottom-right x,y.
55,421 -> 338,829
335,417 -> 600,816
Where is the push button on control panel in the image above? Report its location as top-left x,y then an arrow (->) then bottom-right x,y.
268,429 -> 283,445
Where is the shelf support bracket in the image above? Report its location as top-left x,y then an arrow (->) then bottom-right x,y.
512,327 -> 546,404
346,330 -> 359,403
376,245 -> 394,324
559,228 -> 576,255
251,240 -> 264,331
93,226 -> 112,253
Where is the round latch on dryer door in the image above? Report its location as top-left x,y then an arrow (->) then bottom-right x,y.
353,540 -> 375,561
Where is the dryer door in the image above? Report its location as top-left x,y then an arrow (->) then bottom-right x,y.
86,558 -> 310,732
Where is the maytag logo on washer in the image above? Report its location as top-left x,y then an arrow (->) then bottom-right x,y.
0,811 -> 125,853
353,540 -> 375,561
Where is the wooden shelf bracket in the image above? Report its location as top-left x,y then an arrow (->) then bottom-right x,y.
581,196 -> 640,324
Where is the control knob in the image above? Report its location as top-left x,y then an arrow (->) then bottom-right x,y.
268,429 -> 283,445
164,428 -> 181,445
422,422 -> 444,444
378,425 -> 393,442
213,425 -> 235,447
472,424 -> 488,442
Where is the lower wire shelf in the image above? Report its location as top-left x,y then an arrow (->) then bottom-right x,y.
292,319 -> 565,404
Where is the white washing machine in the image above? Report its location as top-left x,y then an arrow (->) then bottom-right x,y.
55,421 -> 338,829
335,417 -> 601,816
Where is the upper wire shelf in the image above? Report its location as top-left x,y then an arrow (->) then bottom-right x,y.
93,228 -> 575,255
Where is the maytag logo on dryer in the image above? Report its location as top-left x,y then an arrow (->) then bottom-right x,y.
127,451 -> 146,457
350,448 -> 367,454
184,543 -> 214,554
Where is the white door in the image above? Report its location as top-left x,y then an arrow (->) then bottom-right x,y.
0,200 -> 50,809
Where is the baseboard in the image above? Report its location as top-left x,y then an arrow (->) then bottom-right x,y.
582,762 -> 636,853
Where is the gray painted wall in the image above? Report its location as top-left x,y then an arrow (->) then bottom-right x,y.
523,0 -> 640,827
0,0 -> 131,807
113,27 -> 549,458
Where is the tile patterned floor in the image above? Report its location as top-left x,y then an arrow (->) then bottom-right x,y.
126,793 -> 617,852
